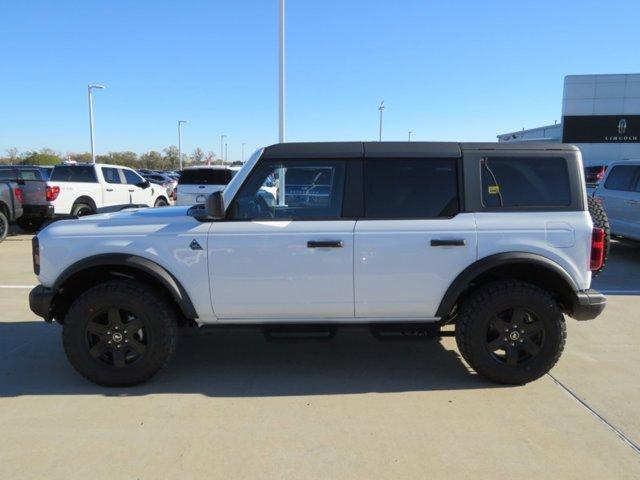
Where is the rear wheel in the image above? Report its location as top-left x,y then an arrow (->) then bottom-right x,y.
71,202 -> 94,217
455,280 -> 566,384
154,197 -> 168,207
587,196 -> 610,276
62,280 -> 178,386
0,211 -> 8,242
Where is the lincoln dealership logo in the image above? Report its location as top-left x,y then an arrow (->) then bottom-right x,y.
618,118 -> 627,135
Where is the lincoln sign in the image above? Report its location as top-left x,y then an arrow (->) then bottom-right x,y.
562,115 -> 640,143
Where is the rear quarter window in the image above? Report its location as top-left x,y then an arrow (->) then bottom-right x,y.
604,165 -> 640,192
179,169 -> 231,185
50,166 -> 98,183
481,157 -> 571,208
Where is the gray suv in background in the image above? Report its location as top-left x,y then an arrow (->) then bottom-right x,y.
593,160 -> 640,241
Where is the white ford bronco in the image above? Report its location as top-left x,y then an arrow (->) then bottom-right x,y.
29,142 -> 607,386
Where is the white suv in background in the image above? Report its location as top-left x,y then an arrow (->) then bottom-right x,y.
175,166 -> 236,206
48,163 -> 170,216
593,160 -> 640,241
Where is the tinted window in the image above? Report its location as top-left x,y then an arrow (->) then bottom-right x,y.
604,165 -> 640,192
232,160 -> 345,220
18,168 -> 42,180
102,167 -> 122,184
364,158 -> 459,218
50,166 -> 98,183
122,169 -> 143,185
179,168 -> 231,185
0,168 -> 16,181
481,157 -> 570,208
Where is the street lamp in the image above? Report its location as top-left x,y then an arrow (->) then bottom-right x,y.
279,0 -> 285,143
178,120 -> 187,170
87,84 -> 106,164
225,143 -> 228,164
220,135 -> 226,162
378,101 -> 385,141
408,131 -> 413,142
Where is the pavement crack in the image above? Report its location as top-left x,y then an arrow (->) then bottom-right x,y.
548,373 -> 640,456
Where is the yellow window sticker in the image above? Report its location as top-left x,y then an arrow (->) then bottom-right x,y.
488,185 -> 500,194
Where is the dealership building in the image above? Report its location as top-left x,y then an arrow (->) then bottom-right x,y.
498,74 -> 640,168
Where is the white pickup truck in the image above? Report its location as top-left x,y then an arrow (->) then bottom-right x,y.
48,163 -> 170,216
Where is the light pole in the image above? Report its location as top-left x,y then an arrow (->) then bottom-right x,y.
279,0 -> 285,143
277,0 -> 286,206
225,143 -> 228,164
408,131 -> 413,141
177,120 -> 187,170
220,135 -> 226,163
87,84 -> 106,164
378,101 -> 385,141
242,142 -> 246,162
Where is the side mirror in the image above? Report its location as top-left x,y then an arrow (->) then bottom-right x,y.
137,180 -> 150,189
206,191 -> 225,219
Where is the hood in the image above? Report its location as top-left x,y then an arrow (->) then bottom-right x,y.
40,206 -> 199,238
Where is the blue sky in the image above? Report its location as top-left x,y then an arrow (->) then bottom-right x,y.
1,0 -> 639,161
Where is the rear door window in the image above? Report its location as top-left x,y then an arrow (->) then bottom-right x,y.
179,169 -> 231,185
604,165 -> 640,192
50,166 -> 98,182
364,158 -> 459,218
0,168 -> 16,181
481,157 -> 571,208
102,167 -> 122,184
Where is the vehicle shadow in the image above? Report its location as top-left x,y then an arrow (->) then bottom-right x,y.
0,322 -> 502,398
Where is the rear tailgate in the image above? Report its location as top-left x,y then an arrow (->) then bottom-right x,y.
20,180 -> 49,206
177,168 -> 232,206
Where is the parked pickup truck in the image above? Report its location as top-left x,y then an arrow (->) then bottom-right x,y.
48,163 -> 170,216
0,180 -> 23,242
0,165 -> 55,232
30,142 -> 607,387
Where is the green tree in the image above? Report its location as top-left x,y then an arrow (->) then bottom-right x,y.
163,146 -> 179,170
21,148 -> 62,165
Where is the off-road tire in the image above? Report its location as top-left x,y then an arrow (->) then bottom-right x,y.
71,202 -> 95,217
587,196 -> 610,276
62,280 -> 178,387
455,280 -> 566,385
17,217 -> 44,233
0,211 -> 8,242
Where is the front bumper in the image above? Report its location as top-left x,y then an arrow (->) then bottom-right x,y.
571,289 -> 606,321
29,285 -> 55,322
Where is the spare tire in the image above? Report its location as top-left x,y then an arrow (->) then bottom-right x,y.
587,196 -> 610,276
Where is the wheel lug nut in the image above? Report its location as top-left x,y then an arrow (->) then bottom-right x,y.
519,339 -> 524,343
510,342 -> 515,346
107,331 -> 111,335
124,330 -> 127,334
108,341 -> 112,344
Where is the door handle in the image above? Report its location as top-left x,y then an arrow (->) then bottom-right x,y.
106,188 -> 114,192
307,240 -> 343,248
128,189 -> 135,192
430,239 -> 466,247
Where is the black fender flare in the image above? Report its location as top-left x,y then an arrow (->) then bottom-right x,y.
435,252 -> 578,318
53,253 -> 198,319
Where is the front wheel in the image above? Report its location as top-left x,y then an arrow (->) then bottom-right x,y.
154,197 -> 168,207
62,280 -> 178,386
0,211 -> 8,242
455,280 -> 566,385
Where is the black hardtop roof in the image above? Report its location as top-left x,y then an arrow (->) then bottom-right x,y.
261,141 -> 578,159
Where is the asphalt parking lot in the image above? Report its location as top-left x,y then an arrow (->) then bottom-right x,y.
1,231 -> 639,479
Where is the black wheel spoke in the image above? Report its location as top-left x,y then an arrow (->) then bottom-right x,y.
87,322 -> 108,336
89,341 -> 107,359
522,322 -> 543,336
506,347 -> 519,366
489,317 -> 510,333
124,318 -> 143,336
128,338 -> 147,355
511,308 -> 527,324
108,308 -> 123,329
112,349 -> 126,368
521,338 -> 541,356
487,336 -> 505,351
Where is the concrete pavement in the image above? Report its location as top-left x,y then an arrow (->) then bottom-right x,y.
0,234 -> 639,479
